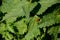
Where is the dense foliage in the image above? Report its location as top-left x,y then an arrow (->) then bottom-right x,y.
0,0 -> 60,40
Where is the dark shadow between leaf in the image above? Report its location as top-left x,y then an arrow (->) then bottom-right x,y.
38,3 -> 60,18
30,3 -> 41,17
0,0 -> 2,6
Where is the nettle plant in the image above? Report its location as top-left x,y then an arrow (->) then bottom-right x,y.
0,0 -> 60,40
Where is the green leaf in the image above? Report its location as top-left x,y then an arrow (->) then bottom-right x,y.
23,15 -> 40,40
37,0 -> 60,15
0,0 -> 26,21
0,0 -> 38,22
2,32 -> 13,40
47,25 -> 60,40
0,23 -> 6,33
6,17 -> 16,23
38,8 -> 60,28
6,24 -> 15,33
14,18 -> 27,34
23,2 -> 37,17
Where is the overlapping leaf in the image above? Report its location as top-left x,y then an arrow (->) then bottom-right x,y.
38,7 -> 60,28
37,0 -> 60,15
0,0 -> 38,22
23,15 -> 40,40
0,0 -> 60,40
14,18 -> 27,34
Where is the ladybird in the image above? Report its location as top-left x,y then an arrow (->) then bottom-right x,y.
36,18 -> 40,22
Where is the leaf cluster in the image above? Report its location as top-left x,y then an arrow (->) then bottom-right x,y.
0,0 -> 60,40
